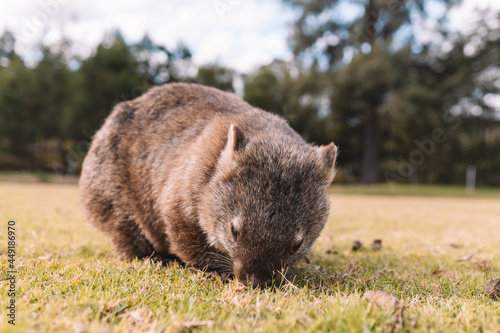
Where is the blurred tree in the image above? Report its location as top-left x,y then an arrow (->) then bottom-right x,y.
0,30 -> 15,64
30,43 -> 73,169
131,34 -> 191,88
284,0 -> 461,183
62,31 -> 194,173
244,60 -> 334,144
1,12 -> 500,186
330,49 -> 401,179
445,10 -> 500,186
375,10 -> 500,186
33,45 -> 73,139
0,33 -> 33,168
66,32 -> 142,143
244,64 -> 282,114
195,65 -> 234,92
67,32 -> 194,145
0,33 -> 72,169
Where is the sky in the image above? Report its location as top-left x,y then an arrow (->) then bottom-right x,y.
0,0 -> 295,72
0,0 -> 499,73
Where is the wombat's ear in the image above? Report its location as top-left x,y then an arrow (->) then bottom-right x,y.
226,124 -> 245,152
317,142 -> 338,184
218,124 -> 245,168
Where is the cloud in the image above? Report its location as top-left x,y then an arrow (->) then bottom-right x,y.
0,0 -> 294,72
448,0 -> 500,34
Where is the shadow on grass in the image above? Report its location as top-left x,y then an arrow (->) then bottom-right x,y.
284,248 -> 490,300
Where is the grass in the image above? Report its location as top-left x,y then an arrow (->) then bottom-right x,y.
330,183 -> 500,198
0,171 -> 78,185
0,181 -> 499,332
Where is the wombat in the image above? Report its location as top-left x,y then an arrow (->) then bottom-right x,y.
79,83 -> 337,287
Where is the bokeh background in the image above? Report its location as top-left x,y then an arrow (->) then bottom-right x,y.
0,0 -> 499,186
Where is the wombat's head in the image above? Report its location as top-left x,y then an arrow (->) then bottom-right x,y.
200,124 -> 337,287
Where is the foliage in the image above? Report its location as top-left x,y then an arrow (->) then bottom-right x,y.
0,31 -> 192,173
0,4 -> 500,185
244,60 -> 334,144
194,65 -> 235,92
281,0 -> 487,183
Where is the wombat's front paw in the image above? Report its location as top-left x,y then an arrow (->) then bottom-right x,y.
152,254 -> 183,267
205,270 -> 233,282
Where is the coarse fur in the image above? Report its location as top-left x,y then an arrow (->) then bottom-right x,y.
79,83 -> 338,287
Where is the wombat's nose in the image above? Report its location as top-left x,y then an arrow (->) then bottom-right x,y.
241,274 -> 267,288
239,272 -> 283,288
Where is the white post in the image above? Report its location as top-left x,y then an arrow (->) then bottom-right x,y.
409,169 -> 418,189
465,165 -> 476,193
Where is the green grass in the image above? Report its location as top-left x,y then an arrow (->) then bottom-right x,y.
331,183 -> 500,198
1,181 -> 499,332
0,171 -> 78,185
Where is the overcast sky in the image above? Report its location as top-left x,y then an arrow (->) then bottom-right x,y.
0,0 -> 499,73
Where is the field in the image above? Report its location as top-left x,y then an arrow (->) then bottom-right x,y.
1,181 -> 499,332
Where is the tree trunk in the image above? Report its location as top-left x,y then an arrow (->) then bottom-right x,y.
361,103 -> 379,183
361,0 -> 379,184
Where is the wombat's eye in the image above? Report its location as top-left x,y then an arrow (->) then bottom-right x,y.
292,240 -> 303,253
231,224 -> 238,241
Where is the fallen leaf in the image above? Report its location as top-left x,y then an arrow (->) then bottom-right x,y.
363,290 -> 402,309
371,239 -> 382,251
128,309 -> 146,321
352,240 -> 362,251
456,251 -> 487,264
375,268 -> 393,278
294,313 -> 313,324
457,252 -> 475,262
326,246 -> 338,255
181,320 -> 214,328
170,319 -> 215,332
432,270 -> 452,277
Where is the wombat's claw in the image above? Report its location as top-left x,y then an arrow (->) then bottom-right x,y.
161,258 -> 174,266
154,254 -> 182,266
205,271 -> 232,283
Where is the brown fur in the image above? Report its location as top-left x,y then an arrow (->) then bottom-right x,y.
79,83 -> 337,287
